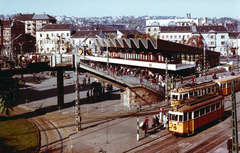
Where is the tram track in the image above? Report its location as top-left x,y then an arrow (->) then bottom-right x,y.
125,95 -> 240,153
13,106 -> 67,153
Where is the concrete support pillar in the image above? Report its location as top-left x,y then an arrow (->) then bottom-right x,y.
57,68 -> 64,107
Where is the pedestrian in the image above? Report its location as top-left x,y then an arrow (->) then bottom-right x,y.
87,91 -> 90,102
161,81 -> 165,93
180,76 -> 183,84
192,77 -> 194,83
140,76 -> 143,84
144,117 -> 149,136
152,115 -> 157,130
227,137 -> 232,153
88,76 -> 90,85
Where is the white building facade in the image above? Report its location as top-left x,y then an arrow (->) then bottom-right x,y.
36,24 -> 76,54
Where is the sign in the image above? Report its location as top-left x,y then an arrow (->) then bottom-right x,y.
159,107 -> 164,111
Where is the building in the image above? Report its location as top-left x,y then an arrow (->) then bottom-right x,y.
36,24 -> 76,54
71,30 -> 104,54
229,32 -> 240,56
0,19 -> 25,57
116,30 -> 142,39
13,13 -> 57,36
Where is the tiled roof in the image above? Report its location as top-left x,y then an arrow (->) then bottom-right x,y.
76,27 -> 94,31
2,20 -> 12,28
195,26 -> 228,33
14,13 -> 56,21
14,14 -> 34,20
71,30 -> 101,38
37,24 -> 72,31
118,30 -> 142,35
229,32 -> 240,39
161,26 -> 191,32
32,14 -> 56,21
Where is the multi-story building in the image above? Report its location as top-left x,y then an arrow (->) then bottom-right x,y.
36,24 -> 76,54
71,30 -> 104,54
0,19 -> 25,56
13,13 -> 56,36
229,32 -> 240,56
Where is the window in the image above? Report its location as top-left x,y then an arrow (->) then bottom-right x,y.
189,112 -> 192,120
211,42 -> 214,45
179,115 -> 183,122
172,95 -> 178,100
194,110 -> 199,118
170,35 -> 173,39
216,102 -> 220,109
154,28 -> 157,32
221,41 -> 225,45
211,104 -> 215,111
184,113 -> 187,122
210,35 -> 214,39
189,92 -> 194,98
89,40 -> 91,44
4,31 -> 9,36
200,108 -> 205,116
194,90 -> 199,97
179,35 -> 181,39
162,36 -> 164,39
221,35 -> 225,39
148,28 -> 151,32
174,35 -> 177,39
67,33 -> 69,36
171,114 -> 178,121
206,106 -> 210,113
51,33 -> 54,37
40,34 -> 42,37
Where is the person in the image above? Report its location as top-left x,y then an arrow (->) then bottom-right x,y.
140,76 -> 143,84
180,76 -> 183,84
227,137 -> 232,153
88,76 -> 90,85
87,91 -> 90,102
144,117 -> 149,136
231,71 -> 235,76
152,115 -> 157,130
192,77 -> 194,83
161,81 -> 165,93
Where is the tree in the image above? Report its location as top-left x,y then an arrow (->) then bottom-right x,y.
109,32 -> 115,39
0,75 -> 24,116
134,32 -> 141,39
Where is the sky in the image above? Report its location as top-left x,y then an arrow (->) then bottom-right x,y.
1,0 -> 240,18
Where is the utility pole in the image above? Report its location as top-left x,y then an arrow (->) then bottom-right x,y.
231,80 -> 238,153
165,57 -> 168,105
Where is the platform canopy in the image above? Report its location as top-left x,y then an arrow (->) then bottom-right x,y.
93,38 -> 220,56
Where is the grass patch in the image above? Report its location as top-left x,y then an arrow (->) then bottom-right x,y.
0,117 -> 39,153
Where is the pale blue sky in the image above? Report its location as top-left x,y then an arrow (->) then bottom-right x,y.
1,0 -> 239,18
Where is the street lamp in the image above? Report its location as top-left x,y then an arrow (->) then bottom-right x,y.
199,33 -> 211,80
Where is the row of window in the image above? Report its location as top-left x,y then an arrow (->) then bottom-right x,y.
170,100 -> 222,122
218,79 -> 239,89
162,35 -> 190,40
39,33 -> 69,38
171,85 -> 218,101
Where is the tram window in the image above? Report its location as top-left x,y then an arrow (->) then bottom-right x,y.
194,90 -> 198,97
203,89 -> 205,95
200,108 -> 205,116
216,102 -> 220,109
179,115 -> 183,122
211,104 -> 215,111
189,92 -> 194,98
206,106 -> 210,113
172,95 -> 178,100
184,113 -> 187,121
207,88 -> 211,93
199,90 -> 202,96
194,110 -> 199,118
189,112 -> 192,120
180,94 -> 182,100
171,114 -> 178,121
227,82 -> 231,88
183,94 -> 188,100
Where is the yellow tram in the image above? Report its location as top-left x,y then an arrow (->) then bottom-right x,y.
168,93 -> 224,136
170,81 -> 219,106
214,75 -> 240,96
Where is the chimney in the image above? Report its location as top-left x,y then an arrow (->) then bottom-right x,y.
186,13 -> 189,19
189,13 -> 191,19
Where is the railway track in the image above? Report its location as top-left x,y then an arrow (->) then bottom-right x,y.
13,106 -> 70,153
125,96 -> 240,153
